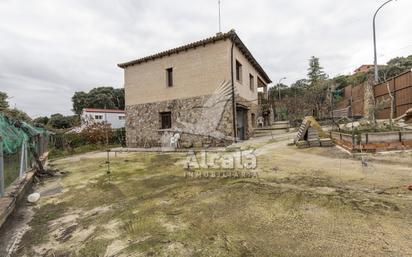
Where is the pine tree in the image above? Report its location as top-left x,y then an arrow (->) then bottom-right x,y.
307,56 -> 327,87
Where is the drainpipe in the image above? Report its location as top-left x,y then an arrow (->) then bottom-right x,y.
230,40 -> 237,143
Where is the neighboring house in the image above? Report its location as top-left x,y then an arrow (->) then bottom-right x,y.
81,108 -> 125,129
118,30 -> 272,148
354,64 -> 386,74
354,64 -> 374,73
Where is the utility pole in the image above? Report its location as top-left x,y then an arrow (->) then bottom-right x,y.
373,0 -> 395,83
218,0 -> 221,33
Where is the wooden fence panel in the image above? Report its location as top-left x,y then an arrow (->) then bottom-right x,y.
334,71 -> 411,119
395,72 -> 411,90
374,83 -> 390,97
374,71 -> 412,119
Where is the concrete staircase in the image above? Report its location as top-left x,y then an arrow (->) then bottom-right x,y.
252,121 -> 290,138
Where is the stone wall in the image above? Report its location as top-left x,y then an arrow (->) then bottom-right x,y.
126,95 -> 235,148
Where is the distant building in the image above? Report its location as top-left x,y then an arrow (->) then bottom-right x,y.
354,64 -> 374,73
81,108 -> 125,129
354,64 -> 386,74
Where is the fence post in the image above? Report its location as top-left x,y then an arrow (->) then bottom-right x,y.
25,142 -> 28,170
0,139 -> 4,197
19,142 -> 26,177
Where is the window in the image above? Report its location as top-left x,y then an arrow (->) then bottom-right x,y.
160,112 -> 172,129
94,115 -> 103,120
166,68 -> 173,87
249,74 -> 254,91
235,60 -> 242,83
118,115 -> 125,120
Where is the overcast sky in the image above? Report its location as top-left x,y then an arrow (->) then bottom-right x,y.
1,0 -> 411,117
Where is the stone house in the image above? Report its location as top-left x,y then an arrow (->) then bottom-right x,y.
118,30 -> 272,148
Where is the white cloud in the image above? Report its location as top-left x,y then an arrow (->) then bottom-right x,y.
0,0 -> 411,116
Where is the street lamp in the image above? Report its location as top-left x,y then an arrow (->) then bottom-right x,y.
278,77 -> 287,100
373,0 -> 395,83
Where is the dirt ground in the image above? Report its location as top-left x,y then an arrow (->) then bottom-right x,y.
1,134 -> 412,257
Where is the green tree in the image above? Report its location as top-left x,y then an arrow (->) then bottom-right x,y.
48,114 -> 79,129
305,57 -> 329,117
3,108 -> 32,122
72,91 -> 88,116
33,116 -> 49,125
333,73 -> 368,90
307,56 -> 327,87
113,88 -> 125,110
0,91 -> 9,110
72,87 -> 125,115
291,79 -> 309,89
378,55 -> 412,81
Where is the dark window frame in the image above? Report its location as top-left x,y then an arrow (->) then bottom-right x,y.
235,60 -> 242,83
166,67 -> 173,87
160,112 -> 172,129
249,74 -> 254,91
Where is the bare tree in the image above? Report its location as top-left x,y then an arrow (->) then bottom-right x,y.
386,82 -> 394,129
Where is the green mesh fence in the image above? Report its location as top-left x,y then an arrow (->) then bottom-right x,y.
0,114 -> 29,155
3,149 -> 22,188
0,113 -> 51,191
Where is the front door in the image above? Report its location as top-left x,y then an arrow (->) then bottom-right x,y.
236,107 -> 247,140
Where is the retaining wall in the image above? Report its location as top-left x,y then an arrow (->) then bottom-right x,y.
330,131 -> 412,152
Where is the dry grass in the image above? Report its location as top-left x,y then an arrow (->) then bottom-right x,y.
10,140 -> 412,257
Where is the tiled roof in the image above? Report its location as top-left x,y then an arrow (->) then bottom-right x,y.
83,108 -> 125,114
117,30 -> 272,83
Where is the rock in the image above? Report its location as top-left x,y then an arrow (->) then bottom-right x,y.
308,139 -> 321,147
27,192 -> 40,203
296,140 -> 309,149
193,142 -> 203,148
320,138 -> 334,147
374,189 -> 385,194
345,122 -> 360,129
180,141 -> 193,148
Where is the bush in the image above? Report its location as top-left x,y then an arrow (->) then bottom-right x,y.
50,123 -> 125,159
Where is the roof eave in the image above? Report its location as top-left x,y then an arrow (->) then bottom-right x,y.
117,30 -> 272,83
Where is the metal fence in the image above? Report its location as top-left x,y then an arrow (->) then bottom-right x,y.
0,134 -> 49,197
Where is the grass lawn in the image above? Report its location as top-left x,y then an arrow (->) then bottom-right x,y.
10,140 -> 412,257
48,144 -> 121,160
